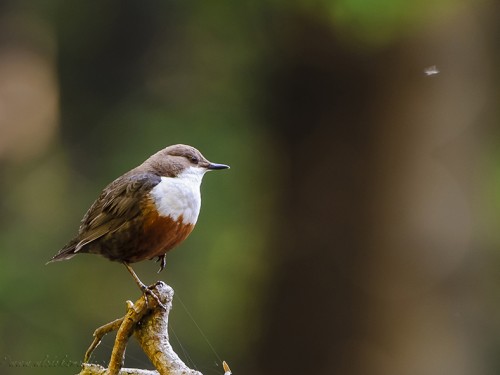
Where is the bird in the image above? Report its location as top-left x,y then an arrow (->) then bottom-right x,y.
48,144 -> 229,306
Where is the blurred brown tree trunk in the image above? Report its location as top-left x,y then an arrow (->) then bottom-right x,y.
256,14 -> 377,375
256,5 -> 494,375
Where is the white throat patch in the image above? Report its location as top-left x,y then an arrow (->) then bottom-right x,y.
149,166 -> 207,225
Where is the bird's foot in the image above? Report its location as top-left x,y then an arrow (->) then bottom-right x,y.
155,255 -> 166,273
123,262 -> 166,310
139,282 -> 166,310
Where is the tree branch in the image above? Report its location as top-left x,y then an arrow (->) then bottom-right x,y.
80,363 -> 158,375
80,281 -> 203,375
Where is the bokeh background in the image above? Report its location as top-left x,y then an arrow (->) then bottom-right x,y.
0,1 -> 499,374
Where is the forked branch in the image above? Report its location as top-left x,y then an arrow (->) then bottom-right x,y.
79,282 -> 202,375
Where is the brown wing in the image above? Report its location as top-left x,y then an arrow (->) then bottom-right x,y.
73,172 -> 161,252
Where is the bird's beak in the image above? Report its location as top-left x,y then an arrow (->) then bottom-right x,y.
207,162 -> 230,170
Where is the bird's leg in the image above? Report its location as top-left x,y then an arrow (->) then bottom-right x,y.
156,254 -> 167,273
123,262 -> 166,310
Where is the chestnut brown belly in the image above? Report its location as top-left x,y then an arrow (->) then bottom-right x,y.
134,212 -> 194,262
86,209 -> 194,263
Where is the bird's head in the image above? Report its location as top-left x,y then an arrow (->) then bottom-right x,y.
145,144 -> 230,178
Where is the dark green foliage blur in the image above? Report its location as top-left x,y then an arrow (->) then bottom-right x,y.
0,1 -> 269,373
0,1 -> 499,375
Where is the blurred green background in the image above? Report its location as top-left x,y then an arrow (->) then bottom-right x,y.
0,1 -> 499,374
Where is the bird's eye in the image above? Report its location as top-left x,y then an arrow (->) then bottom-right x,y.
190,156 -> 199,164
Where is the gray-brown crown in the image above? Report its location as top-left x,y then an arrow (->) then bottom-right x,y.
142,144 -> 229,177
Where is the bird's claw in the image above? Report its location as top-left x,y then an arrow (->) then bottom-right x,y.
156,255 -> 166,273
140,284 -> 166,310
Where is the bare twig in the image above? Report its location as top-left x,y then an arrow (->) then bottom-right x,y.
80,282 -> 204,375
107,296 -> 150,375
80,363 -> 159,375
222,361 -> 232,375
84,318 -> 124,363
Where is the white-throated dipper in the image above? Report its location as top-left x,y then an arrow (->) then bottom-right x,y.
49,144 -> 229,306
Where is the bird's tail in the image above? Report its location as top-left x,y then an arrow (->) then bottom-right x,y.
46,239 -> 79,264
